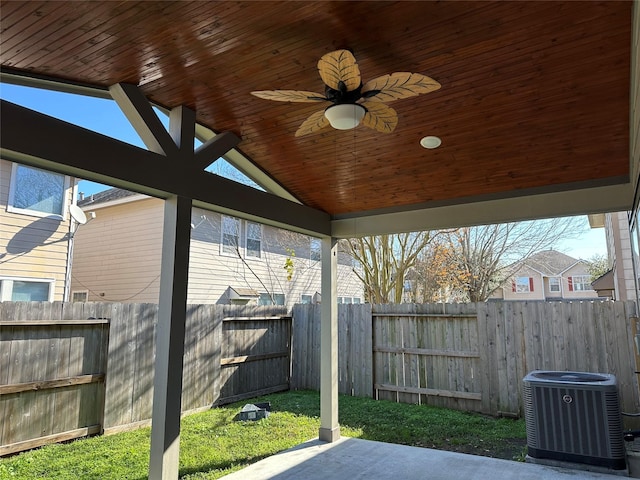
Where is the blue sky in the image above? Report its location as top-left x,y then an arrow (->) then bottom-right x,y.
0,82 -> 608,260
1,82 -> 143,195
556,219 -> 606,260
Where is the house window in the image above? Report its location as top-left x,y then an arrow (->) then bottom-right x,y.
310,238 -> 321,262
338,296 -> 361,304
258,293 -> 285,305
72,290 -> 88,302
514,276 -> 534,293
221,216 -> 240,255
549,277 -> 560,292
569,275 -> 591,291
301,294 -> 313,304
0,278 -> 54,302
8,164 -> 69,218
246,222 -> 262,258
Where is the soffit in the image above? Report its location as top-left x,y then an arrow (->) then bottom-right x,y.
0,1 -> 633,220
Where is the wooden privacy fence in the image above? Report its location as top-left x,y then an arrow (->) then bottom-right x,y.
291,303 -> 373,396
373,303 -> 481,413
291,301 -> 640,424
3,300 -> 640,454
0,302 -> 109,456
0,302 -> 289,454
218,314 -> 292,405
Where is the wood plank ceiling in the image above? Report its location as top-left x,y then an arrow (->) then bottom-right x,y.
0,1 -> 632,217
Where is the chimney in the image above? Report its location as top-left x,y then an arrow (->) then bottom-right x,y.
78,192 -> 85,201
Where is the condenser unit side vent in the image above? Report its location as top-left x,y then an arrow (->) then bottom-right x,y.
523,371 -> 625,470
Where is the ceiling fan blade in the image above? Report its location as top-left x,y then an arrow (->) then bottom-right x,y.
251,90 -> 327,102
362,72 -> 441,102
318,50 -> 361,92
360,102 -> 398,133
295,109 -> 330,137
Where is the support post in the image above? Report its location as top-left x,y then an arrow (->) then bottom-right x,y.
319,236 -> 340,442
149,195 -> 192,479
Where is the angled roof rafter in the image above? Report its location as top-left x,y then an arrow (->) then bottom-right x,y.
0,99 -> 330,236
0,69 -> 302,205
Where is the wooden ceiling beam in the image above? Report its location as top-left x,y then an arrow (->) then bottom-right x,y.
331,180 -> 633,238
193,131 -> 240,170
0,99 -> 330,236
109,82 -> 179,156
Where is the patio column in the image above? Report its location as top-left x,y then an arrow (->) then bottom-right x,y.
319,236 -> 340,442
149,195 -> 192,480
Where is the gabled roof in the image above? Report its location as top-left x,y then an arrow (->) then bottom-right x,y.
502,249 -> 587,280
523,250 -> 584,277
78,187 -> 139,207
591,269 -> 614,290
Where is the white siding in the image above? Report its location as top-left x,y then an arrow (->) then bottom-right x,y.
188,208 -> 363,308
72,198 -> 364,308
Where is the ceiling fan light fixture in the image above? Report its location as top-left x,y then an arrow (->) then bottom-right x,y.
324,103 -> 366,130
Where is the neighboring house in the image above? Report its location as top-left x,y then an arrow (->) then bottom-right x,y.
489,250 -> 599,301
70,188 -> 363,309
588,212 -> 636,301
0,159 -> 79,301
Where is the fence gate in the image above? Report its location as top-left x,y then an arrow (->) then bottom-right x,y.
372,304 -> 482,412
217,315 -> 292,405
0,318 -> 110,456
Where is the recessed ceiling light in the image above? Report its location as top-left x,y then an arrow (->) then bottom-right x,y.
420,136 -> 442,149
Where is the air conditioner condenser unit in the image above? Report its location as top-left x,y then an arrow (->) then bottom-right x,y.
523,370 -> 625,471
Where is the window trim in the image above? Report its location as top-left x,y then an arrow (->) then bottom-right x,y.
513,276 -> 533,293
337,296 -> 362,304
7,163 -> 71,219
245,221 -> 262,260
71,290 -> 89,302
569,275 -> 591,292
0,276 -> 55,302
310,238 -> 321,263
548,277 -> 561,292
258,292 -> 285,306
220,215 -> 241,257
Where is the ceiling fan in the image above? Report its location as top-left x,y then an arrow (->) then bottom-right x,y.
251,49 -> 441,137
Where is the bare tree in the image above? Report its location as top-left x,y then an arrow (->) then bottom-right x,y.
438,217 -> 586,302
342,232 -> 436,303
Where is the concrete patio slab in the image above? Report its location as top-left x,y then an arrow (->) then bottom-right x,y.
220,437 -> 628,480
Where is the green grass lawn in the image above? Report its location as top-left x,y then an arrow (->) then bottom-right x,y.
0,391 -> 526,480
